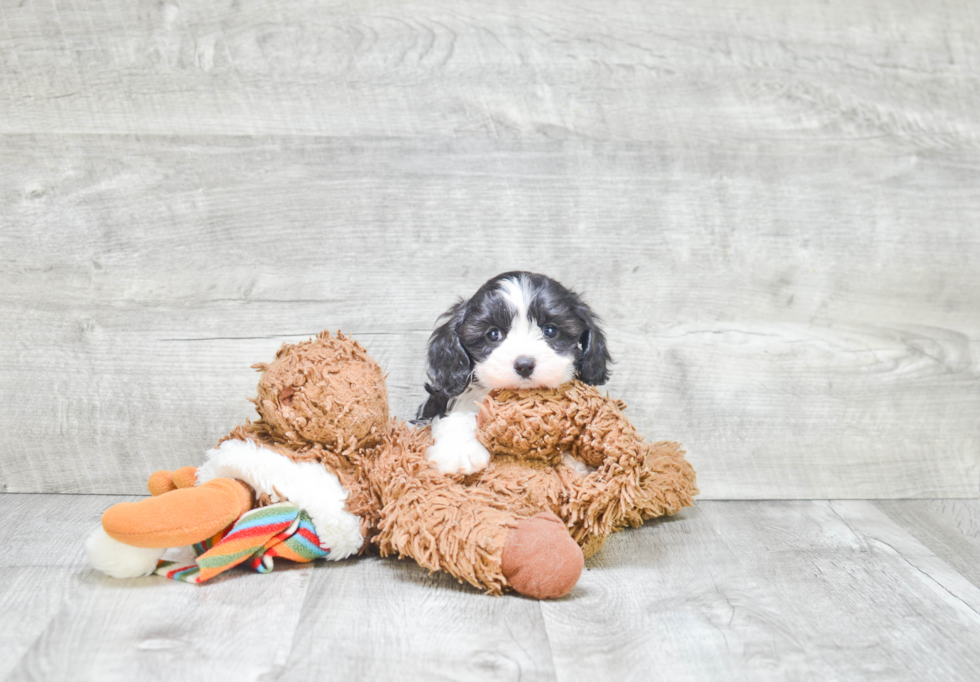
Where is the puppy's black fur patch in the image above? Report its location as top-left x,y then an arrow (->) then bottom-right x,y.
418,272 -> 611,420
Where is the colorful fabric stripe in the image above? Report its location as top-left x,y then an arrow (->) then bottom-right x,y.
154,501 -> 329,584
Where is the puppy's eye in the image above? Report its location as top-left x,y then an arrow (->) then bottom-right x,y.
542,324 -> 558,339
486,328 -> 503,342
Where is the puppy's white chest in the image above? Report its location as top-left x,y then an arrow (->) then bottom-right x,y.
449,384 -> 490,414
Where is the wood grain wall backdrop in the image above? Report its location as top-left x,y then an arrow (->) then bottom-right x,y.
0,0 -> 978,497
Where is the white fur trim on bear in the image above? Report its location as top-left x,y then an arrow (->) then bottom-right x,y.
86,526 -> 166,579
196,439 -> 363,560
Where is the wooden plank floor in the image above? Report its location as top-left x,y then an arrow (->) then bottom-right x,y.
3,494 -> 979,681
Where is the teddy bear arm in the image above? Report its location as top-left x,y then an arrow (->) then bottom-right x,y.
630,440 -> 699,519
478,384 -> 641,469
565,439 -> 697,542
475,392 -> 579,463
561,402 -> 658,540
567,394 -> 646,468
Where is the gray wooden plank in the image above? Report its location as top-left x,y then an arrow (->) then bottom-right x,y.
280,554 -> 557,682
541,501 -> 980,682
827,500 -> 980,615
0,493 -> 315,681
1,135 -> 978,497
0,567 -> 78,681
0,493 -> 119,566
874,500 -> 980,590
1,492 -> 552,681
7,495 -> 980,680
9,567 -> 316,682
1,0 -> 978,141
0,494 -> 128,680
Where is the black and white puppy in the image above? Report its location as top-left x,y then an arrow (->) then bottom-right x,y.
418,271 -> 611,474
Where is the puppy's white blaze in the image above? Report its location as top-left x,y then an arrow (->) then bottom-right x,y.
475,277 -> 575,390
497,277 -> 531,336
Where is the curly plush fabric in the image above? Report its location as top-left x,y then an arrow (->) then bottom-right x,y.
250,331 -> 388,452
223,333 -> 698,593
95,332 -> 697,597
225,419 -> 517,594
474,383 -> 698,556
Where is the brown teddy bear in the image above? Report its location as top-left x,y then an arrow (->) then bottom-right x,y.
88,332 -> 697,598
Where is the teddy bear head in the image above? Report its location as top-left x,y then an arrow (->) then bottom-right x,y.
250,331 -> 389,451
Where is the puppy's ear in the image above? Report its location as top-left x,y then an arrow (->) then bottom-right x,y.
575,304 -> 612,385
424,300 -> 473,399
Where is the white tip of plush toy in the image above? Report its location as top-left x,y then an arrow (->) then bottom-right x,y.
86,526 -> 165,579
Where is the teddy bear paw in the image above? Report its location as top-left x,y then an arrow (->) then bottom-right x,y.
502,512 -> 583,599
426,412 -> 491,475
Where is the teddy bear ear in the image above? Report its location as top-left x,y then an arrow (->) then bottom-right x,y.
575,305 -> 612,386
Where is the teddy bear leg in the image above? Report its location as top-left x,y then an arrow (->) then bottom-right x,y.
632,442 -> 699,520
579,532 -> 607,560
502,512 -> 584,599
101,477 -> 253,549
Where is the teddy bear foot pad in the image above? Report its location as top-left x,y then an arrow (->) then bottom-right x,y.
501,512 -> 584,599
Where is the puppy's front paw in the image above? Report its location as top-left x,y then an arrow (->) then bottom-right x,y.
427,438 -> 491,475
427,412 -> 491,475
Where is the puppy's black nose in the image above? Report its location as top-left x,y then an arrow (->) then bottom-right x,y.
514,356 -> 536,379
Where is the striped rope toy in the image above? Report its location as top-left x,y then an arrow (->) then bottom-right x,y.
155,501 -> 329,583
